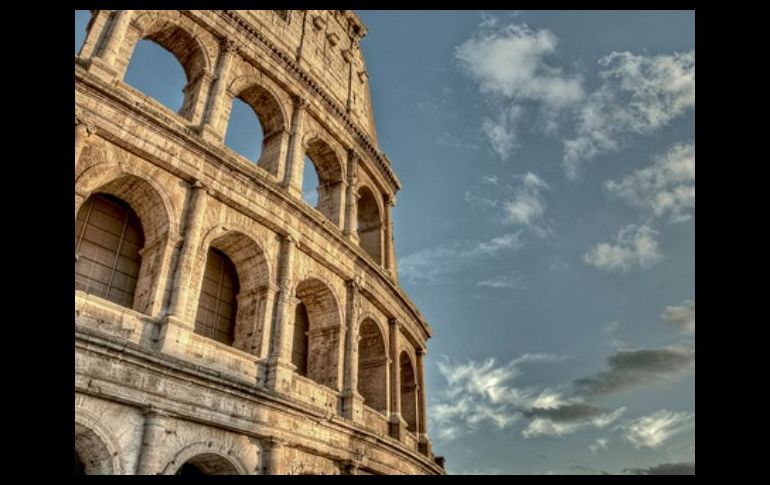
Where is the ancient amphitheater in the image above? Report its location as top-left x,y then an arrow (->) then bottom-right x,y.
75,10 -> 444,475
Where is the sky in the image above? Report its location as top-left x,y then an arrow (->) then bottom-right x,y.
76,10 -> 695,475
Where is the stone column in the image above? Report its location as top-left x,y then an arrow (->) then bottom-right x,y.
383,194 -> 397,279
266,234 -> 298,392
343,150 -> 360,244
76,10 -> 111,62
282,96 -> 307,199
416,347 -> 432,457
135,408 -> 170,475
165,180 -> 208,323
75,115 -> 97,172
388,317 -> 405,440
200,38 -> 238,140
263,438 -> 286,475
256,283 -> 279,359
342,278 -> 364,422
88,10 -> 132,80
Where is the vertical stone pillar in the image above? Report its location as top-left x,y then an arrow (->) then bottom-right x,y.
256,283 -> 279,359
342,278 -> 364,422
263,438 -> 287,475
75,115 -> 97,173
283,96 -> 307,199
165,180 -> 208,323
76,10 -> 111,61
383,194 -> 397,279
416,347 -> 432,457
266,234 -> 298,392
343,150 -> 360,244
135,408 -> 170,475
87,10 -> 132,80
200,38 -> 238,140
388,317 -> 405,440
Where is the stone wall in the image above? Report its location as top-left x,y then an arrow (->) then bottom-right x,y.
75,10 -> 443,475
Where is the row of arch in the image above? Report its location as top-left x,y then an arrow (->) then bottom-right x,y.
76,10 -> 387,266
75,172 -> 419,431
75,420 -> 245,475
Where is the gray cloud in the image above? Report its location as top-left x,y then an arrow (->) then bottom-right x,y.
574,346 -> 694,397
625,462 -> 695,475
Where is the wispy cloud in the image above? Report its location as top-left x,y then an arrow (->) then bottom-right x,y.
625,462 -> 695,475
431,354 -> 571,441
574,346 -> 694,398
589,438 -> 609,453
622,410 -> 694,449
466,172 -> 552,237
583,224 -> 663,272
456,20 -> 584,161
563,51 -> 695,179
661,299 -> 695,335
606,142 -> 695,223
399,232 -> 524,285
477,274 -> 527,290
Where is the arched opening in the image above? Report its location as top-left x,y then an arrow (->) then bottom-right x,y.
174,454 -> 239,475
304,138 -> 344,225
192,230 -> 270,354
74,10 -> 91,55
224,97 -> 264,162
357,186 -> 383,264
194,247 -> 239,345
124,39 -> 186,112
120,18 -> 209,122
75,193 -> 145,309
75,172 -> 173,315
357,319 -> 388,414
294,278 -> 342,390
302,155 -> 319,207
400,352 -> 418,433
292,301 -> 310,376
75,423 -> 116,475
224,81 -> 287,177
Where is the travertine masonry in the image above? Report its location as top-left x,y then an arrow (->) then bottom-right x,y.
75,9 -> 444,475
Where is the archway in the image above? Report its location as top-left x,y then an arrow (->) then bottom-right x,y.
75,423 -> 118,475
357,186 -> 383,264
400,351 -> 418,433
357,319 -> 388,413
294,278 -> 342,390
173,454 -> 239,475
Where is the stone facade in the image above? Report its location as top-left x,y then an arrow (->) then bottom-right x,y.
74,10 -> 444,475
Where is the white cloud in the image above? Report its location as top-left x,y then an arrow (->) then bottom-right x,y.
399,231 -> 524,285
623,410 -> 694,449
589,438 -> 609,453
466,172 -> 551,237
477,274 -> 527,290
456,23 -> 584,107
456,21 -> 584,161
661,299 -> 695,334
606,142 -> 695,222
583,224 -> 663,272
563,51 -> 695,179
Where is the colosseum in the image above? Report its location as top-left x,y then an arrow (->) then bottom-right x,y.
75,10 -> 445,475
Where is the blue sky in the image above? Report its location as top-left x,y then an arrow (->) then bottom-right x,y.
76,11 -> 694,475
